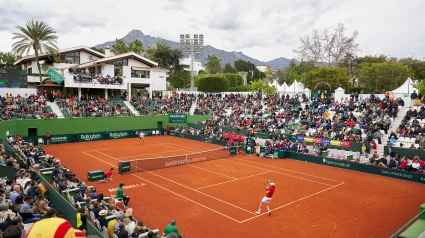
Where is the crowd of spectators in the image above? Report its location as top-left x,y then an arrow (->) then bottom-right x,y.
0,93 -> 57,120
130,92 -> 194,116
73,73 -> 123,85
57,95 -> 132,118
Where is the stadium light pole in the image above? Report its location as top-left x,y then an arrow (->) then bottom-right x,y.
180,34 -> 204,91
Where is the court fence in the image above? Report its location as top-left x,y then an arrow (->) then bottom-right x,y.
118,148 -> 231,175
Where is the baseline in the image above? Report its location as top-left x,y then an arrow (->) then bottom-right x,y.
226,159 -> 335,187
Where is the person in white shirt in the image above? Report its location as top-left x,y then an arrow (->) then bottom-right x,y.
412,160 -> 421,172
138,132 -> 145,145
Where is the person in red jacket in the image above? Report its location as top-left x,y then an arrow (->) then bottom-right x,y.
397,157 -> 408,170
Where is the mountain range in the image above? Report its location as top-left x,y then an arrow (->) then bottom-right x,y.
95,29 -> 292,69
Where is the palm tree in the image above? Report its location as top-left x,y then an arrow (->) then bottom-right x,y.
12,20 -> 59,84
128,39 -> 144,55
112,39 -> 127,55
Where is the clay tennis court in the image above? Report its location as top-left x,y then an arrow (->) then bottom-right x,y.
45,136 -> 425,237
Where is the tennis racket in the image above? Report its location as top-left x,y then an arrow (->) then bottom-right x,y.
264,180 -> 270,185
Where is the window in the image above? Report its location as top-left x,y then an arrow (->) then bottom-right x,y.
109,59 -> 128,66
61,52 -> 80,64
28,68 -> 32,74
131,70 -> 150,78
115,66 -> 123,77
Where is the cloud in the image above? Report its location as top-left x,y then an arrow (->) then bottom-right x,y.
162,0 -> 186,11
0,0 -> 107,33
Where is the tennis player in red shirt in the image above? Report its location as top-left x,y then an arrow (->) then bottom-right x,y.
99,168 -> 114,183
255,181 -> 275,216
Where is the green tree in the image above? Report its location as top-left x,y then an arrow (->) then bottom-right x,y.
90,47 -> 105,54
234,59 -> 265,83
128,39 -> 144,55
357,61 -> 409,93
223,63 -> 236,73
168,71 -> 191,89
12,20 -> 59,83
276,67 -> 293,86
111,39 -> 128,54
205,54 -> 222,74
0,52 -> 20,68
300,66 -> 350,92
145,40 -> 184,75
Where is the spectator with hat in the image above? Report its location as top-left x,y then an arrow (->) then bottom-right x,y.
98,209 -> 108,228
116,183 -> 130,207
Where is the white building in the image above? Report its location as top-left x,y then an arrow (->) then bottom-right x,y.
179,55 -> 204,75
14,46 -> 168,99
256,65 -> 267,72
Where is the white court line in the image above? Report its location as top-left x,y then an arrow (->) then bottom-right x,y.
239,182 -> 345,223
82,151 -> 241,223
94,150 -> 254,214
188,164 -> 237,179
116,149 -> 186,159
226,160 -> 335,187
233,158 -> 342,183
197,171 -> 270,190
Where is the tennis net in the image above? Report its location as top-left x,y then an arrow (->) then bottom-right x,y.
121,148 -> 231,174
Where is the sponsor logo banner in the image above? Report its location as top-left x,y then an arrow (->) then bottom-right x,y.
79,133 -> 103,141
168,113 -> 188,123
109,131 -> 129,139
50,136 -> 69,144
295,135 -> 304,142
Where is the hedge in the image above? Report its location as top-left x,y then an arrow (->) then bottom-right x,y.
229,85 -> 249,92
223,74 -> 243,87
197,75 -> 229,92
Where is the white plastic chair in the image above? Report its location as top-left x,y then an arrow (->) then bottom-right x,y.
89,211 -> 96,222
110,193 -> 123,206
156,130 -> 160,136
38,138 -> 44,146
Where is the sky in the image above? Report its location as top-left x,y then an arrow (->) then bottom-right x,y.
0,0 -> 424,62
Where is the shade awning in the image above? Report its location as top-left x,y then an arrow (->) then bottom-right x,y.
132,66 -> 151,71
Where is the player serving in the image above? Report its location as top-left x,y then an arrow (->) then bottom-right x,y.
255,180 -> 275,216
138,131 -> 145,144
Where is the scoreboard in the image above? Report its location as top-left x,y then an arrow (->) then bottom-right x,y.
0,68 -> 28,88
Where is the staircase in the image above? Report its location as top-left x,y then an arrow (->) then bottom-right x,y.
189,101 -> 197,115
123,101 -> 140,116
47,101 -> 65,119
376,106 -> 410,155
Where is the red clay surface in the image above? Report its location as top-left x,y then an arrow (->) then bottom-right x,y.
45,136 -> 425,238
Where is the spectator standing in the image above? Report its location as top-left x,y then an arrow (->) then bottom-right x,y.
116,183 -> 130,207
410,90 -> 418,107
46,132 -> 51,145
163,220 -> 182,238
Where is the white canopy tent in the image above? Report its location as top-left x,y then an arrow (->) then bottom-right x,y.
392,77 -> 418,94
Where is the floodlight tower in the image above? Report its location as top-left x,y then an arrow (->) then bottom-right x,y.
180,34 -> 204,91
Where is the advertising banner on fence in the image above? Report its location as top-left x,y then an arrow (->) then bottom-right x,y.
109,130 -> 131,139
79,132 -> 104,142
169,114 -> 188,123
296,136 -> 352,148
287,152 -> 425,184
50,135 -> 72,144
